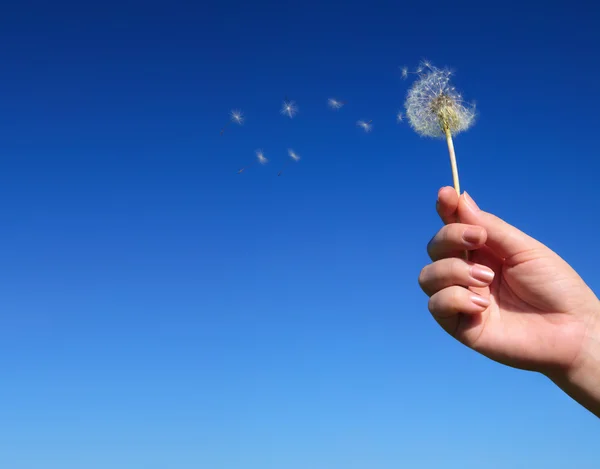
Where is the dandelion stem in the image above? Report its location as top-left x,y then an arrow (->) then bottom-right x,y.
444,126 -> 461,196
444,126 -> 469,260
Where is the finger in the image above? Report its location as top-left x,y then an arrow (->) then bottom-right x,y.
427,223 -> 488,261
457,192 -> 544,261
436,186 -> 459,224
428,286 -> 490,319
419,258 -> 495,297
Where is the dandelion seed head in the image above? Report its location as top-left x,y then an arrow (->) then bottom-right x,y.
230,109 -> 244,124
404,63 -> 476,138
256,149 -> 268,164
288,149 -> 301,161
328,98 -> 344,110
357,120 -> 372,133
281,100 -> 298,118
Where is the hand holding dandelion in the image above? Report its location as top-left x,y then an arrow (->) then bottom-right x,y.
419,188 -> 600,417
404,61 -> 476,195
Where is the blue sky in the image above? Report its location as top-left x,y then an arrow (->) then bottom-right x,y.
1,0 -> 599,467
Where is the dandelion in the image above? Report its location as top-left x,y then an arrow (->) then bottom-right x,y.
278,149 -> 301,176
237,149 -> 268,174
220,109 -> 244,135
357,119 -> 373,133
281,100 -> 298,118
328,98 -> 346,110
404,61 -> 476,195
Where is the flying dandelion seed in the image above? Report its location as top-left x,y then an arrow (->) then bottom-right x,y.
404,60 -> 476,196
230,109 -> 244,124
237,149 -> 268,174
396,111 -> 404,123
220,109 -> 244,135
289,149 -> 300,161
401,64 -> 430,80
357,120 -> 373,133
327,98 -> 346,110
256,149 -> 268,165
281,100 -> 298,118
278,149 -> 301,176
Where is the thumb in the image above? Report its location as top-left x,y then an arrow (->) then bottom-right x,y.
458,192 -> 542,260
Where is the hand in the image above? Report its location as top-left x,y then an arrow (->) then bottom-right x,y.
419,187 -> 600,416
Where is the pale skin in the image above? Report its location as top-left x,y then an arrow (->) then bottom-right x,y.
419,187 -> 600,417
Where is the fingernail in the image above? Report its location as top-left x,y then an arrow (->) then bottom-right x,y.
471,295 -> 490,309
463,227 -> 483,246
470,265 -> 495,284
463,192 -> 480,211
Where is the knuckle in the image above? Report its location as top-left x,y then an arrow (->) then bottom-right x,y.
427,226 -> 448,259
439,225 -> 451,243
426,233 -> 438,258
418,265 -> 429,287
427,295 -> 437,314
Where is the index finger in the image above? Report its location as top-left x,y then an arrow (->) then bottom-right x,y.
436,186 -> 459,225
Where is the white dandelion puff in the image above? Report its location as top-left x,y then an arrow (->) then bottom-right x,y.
281,100 -> 298,118
404,61 -> 476,196
327,98 -> 345,110
357,119 -> 373,133
404,63 -> 475,139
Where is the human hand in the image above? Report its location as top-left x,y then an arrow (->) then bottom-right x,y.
418,187 -> 600,415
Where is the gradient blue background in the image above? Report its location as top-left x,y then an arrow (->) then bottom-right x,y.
1,1 -> 599,467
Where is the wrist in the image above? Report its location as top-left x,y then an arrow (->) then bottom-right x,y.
549,302 -> 600,417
